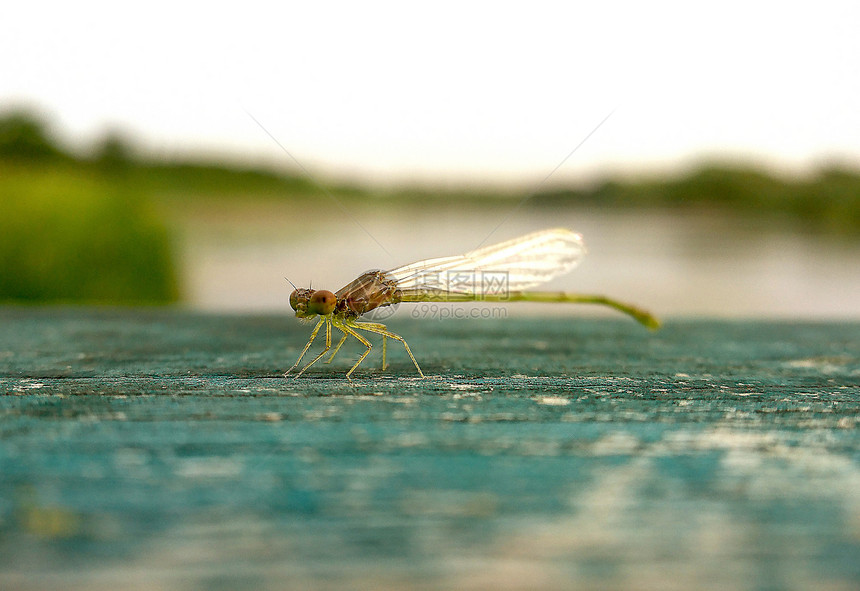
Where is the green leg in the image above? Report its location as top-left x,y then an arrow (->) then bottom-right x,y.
334,320 -> 373,381
294,317 -> 333,378
352,321 -> 424,378
325,332 -> 348,364
284,317 -> 325,377
382,335 -> 388,370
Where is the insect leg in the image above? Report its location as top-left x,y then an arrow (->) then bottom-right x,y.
352,321 -> 424,378
294,316 -> 333,378
325,330 -> 349,364
334,320 -> 373,380
284,317 -> 325,377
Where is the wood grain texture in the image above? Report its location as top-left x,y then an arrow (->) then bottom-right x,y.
1,308 -> 859,590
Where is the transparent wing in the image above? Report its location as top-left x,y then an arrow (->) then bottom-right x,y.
388,228 -> 586,299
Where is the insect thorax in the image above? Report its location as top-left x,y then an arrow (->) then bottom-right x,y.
335,270 -> 402,318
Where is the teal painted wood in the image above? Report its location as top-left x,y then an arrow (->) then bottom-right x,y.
1,308 -> 859,590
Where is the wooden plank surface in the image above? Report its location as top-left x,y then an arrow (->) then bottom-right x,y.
1,308 -> 859,590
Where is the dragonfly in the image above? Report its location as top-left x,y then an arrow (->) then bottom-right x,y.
285,227 -> 659,379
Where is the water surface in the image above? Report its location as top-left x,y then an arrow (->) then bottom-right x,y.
173,201 -> 860,318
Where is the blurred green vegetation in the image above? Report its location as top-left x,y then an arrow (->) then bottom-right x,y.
530,164 -> 860,235
0,164 -> 179,303
1,112 -> 179,303
1,108 -> 859,304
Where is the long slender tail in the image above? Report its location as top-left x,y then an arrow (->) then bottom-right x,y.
480,292 -> 660,329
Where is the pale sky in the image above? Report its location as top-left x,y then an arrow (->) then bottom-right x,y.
3,1 -> 859,186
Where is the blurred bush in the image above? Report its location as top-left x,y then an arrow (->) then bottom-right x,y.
533,163 -> 860,236
0,112 -> 178,304
0,110 -> 73,163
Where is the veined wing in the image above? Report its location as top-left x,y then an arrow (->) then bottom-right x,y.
388,228 -> 586,299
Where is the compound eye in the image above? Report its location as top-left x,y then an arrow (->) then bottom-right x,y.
289,289 -> 300,311
308,290 -> 337,315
